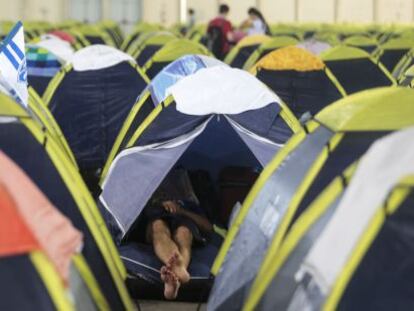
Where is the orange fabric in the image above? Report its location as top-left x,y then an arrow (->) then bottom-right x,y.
0,151 -> 83,284
0,183 -> 40,257
253,46 -> 325,72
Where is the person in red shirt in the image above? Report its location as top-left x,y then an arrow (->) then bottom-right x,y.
207,4 -> 234,59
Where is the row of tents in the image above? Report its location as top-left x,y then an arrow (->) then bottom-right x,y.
1,19 -> 414,310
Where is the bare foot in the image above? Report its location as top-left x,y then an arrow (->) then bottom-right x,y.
168,252 -> 190,284
160,266 -> 180,300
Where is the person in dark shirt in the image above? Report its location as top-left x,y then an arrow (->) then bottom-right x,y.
142,169 -> 213,299
207,4 -> 235,59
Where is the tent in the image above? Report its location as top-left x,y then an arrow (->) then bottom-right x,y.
0,93 -> 135,310
208,87 -> 414,311
392,47 -> 414,79
244,126 -> 414,311
0,151 -> 110,310
101,54 -> 226,181
76,25 -> 116,46
224,35 -> 271,69
399,64 -> 414,87
121,23 -> 164,52
0,82 -> 76,166
27,87 -> 77,166
251,46 -> 346,119
65,29 -> 91,49
343,35 -> 378,53
243,36 -> 299,70
26,36 -> 74,96
99,66 -> 301,299
142,39 -> 211,79
373,37 -> 414,73
98,20 -> 124,48
187,25 -> 208,44
130,31 -> 177,67
296,39 -> 331,56
43,45 -> 149,180
320,46 -> 395,94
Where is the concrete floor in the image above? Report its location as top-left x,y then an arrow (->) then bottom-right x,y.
138,300 -> 206,311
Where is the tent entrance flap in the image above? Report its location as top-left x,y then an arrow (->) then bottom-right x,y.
101,119 -> 210,236
101,115 -> 281,238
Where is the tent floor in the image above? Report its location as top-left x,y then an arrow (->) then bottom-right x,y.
127,276 -> 213,302
138,300 -> 206,311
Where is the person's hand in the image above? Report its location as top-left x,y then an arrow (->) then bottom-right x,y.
162,201 -> 182,214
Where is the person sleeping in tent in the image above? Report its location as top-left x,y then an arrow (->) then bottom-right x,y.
137,168 -> 213,300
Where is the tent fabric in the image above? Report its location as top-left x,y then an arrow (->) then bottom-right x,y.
101,89 -> 296,236
36,35 -> 74,63
0,107 -> 133,309
394,48 -> 414,79
254,67 -> 343,119
69,45 -> 134,71
243,36 -> 300,70
0,254 -> 59,310
297,40 -> 331,56
0,183 -> 40,257
0,151 -> 83,284
316,87 -> 414,131
252,46 -> 325,72
143,39 -> 210,79
210,87 -> 414,311
101,121 -> 208,234
207,127 -> 333,311
26,46 -> 63,96
300,127 -> 414,295
399,64 -> 414,87
99,55 -> 225,179
48,31 -> 76,45
343,35 -> 378,53
169,66 -> 280,116
320,46 -> 395,94
145,39 -> 210,64
374,38 -> 414,72
47,60 -> 148,171
133,32 -> 177,66
27,46 -> 62,77
224,35 -> 272,68
149,54 -> 225,106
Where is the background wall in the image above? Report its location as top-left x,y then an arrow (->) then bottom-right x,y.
1,0 -> 414,28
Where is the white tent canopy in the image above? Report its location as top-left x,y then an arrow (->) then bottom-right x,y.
169,66 -> 281,116
69,45 -> 135,71
35,35 -> 75,63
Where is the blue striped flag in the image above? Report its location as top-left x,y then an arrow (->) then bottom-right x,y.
0,22 -> 28,107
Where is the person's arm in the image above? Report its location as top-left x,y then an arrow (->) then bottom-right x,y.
162,201 -> 213,233
240,19 -> 252,29
222,20 -> 235,43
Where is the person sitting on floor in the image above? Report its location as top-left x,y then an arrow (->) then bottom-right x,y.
139,168 -> 213,300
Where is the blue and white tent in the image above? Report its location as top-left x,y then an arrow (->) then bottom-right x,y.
100,54 -> 227,181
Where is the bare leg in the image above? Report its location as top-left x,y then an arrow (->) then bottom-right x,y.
148,220 -> 190,286
173,226 -> 193,272
148,219 -> 182,299
148,219 -> 180,265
